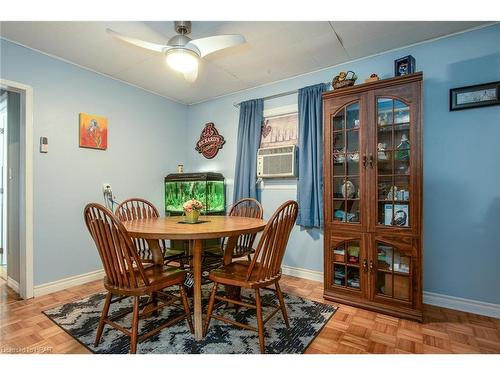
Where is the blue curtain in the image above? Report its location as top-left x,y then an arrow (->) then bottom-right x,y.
233,99 -> 264,203
297,83 -> 328,227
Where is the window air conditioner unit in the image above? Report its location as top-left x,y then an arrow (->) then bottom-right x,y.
257,145 -> 297,178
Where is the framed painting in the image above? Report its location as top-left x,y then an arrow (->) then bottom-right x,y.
394,55 -> 415,77
450,81 -> 500,111
79,113 -> 108,150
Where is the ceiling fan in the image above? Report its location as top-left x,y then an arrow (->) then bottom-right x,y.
106,21 -> 245,82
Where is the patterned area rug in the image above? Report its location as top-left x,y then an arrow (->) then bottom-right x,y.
43,285 -> 336,354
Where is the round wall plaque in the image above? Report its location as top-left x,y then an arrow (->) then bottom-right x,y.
195,122 -> 225,159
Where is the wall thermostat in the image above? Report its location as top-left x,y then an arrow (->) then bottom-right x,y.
40,137 -> 48,153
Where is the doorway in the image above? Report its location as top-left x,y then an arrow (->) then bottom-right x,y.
0,90 -> 6,282
0,79 -> 34,299
0,89 -> 21,296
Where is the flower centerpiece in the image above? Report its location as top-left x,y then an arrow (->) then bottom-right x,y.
183,199 -> 203,223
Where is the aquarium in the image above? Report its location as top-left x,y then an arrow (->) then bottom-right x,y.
164,172 -> 226,215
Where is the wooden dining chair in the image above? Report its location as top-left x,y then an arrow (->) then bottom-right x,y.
84,203 -> 193,354
115,198 -> 188,266
204,198 -> 264,263
203,200 -> 298,353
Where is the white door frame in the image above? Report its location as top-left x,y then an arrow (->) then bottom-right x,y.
0,79 -> 34,299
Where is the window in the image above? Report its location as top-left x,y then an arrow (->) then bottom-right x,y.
260,105 -> 298,149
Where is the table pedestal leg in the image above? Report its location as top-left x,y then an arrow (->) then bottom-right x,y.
192,239 -> 203,341
143,239 -> 164,317
147,239 -> 164,265
223,236 -> 237,266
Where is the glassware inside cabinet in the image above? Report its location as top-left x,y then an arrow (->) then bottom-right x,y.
331,101 -> 361,225
376,97 -> 411,228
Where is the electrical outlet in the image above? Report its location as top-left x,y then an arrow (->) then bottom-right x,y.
102,183 -> 112,194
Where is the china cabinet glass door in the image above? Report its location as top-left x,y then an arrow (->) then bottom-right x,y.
375,97 -> 412,229
331,239 -> 363,293
372,241 -> 413,304
331,101 -> 363,226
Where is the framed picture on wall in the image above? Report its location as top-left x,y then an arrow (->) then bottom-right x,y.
450,81 -> 500,111
79,113 -> 108,150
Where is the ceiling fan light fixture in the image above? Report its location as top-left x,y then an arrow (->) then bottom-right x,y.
107,21 -> 245,82
165,48 -> 199,73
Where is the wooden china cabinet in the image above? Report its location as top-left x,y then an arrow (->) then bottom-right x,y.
322,73 -> 423,321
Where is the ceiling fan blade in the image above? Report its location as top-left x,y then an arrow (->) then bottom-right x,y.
106,28 -> 169,53
187,34 -> 245,57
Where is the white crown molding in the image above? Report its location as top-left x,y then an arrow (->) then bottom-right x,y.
281,266 -> 500,318
0,37 -> 186,106
190,22 -> 498,106
1,22 -> 495,107
33,269 -> 105,297
7,276 -> 20,294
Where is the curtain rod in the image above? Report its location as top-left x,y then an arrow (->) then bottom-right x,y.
232,81 -> 331,108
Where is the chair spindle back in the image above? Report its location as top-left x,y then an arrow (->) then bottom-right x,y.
229,198 -> 264,252
84,203 -> 149,289
115,198 -> 162,260
246,200 -> 298,282
115,198 -> 160,221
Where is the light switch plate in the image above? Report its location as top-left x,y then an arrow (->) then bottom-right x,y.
40,137 -> 48,153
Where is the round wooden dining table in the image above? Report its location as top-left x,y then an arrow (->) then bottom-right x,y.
122,215 -> 267,340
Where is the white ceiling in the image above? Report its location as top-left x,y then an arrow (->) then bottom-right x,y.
0,21 -> 488,104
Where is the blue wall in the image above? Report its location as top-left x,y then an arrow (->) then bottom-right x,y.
1,24 -> 499,304
186,24 -> 500,304
0,39 -> 188,285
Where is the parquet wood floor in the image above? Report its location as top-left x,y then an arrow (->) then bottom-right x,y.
1,275 -> 499,354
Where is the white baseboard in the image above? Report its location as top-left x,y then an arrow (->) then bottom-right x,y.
281,265 -> 323,282
281,266 -> 500,318
33,269 -> 105,297
423,291 -> 500,319
30,266 -> 500,319
7,276 -> 20,294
